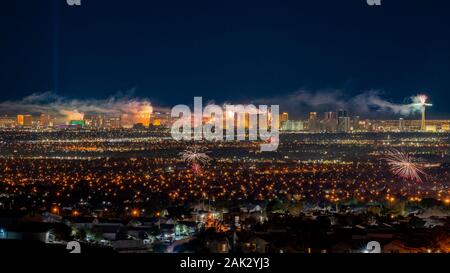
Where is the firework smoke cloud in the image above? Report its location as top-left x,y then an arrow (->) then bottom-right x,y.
254,90 -> 433,117
0,91 -> 161,126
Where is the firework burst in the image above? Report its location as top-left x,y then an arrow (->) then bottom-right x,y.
417,94 -> 428,104
191,162 -> 203,175
179,146 -> 211,174
179,146 -> 211,165
383,149 -> 426,182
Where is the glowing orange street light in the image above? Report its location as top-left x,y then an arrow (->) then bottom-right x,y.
51,206 -> 59,214
131,209 -> 140,217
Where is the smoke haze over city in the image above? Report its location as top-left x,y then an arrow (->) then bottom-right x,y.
0,89 -> 435,122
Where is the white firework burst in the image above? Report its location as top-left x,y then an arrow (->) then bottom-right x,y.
179,146 -> 211,166
383,148 -> 426,182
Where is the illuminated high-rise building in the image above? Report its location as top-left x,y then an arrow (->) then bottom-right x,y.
84,115 -> 105,129
40,114 -> 53,128
281,120 -> 304,131
244,113 -> 250,129
280,112 -> 289,124
412,94 -> 432,131
421,106 -> 426,131
324,111 -> 337,121
17,114 -> 32,127
337,109 -> 348,119
308,112 -> 319,132
323,111 -> 337,132
337,110 -> 350,133
105,117 -> 122,129
17,115 -> 24,126
399,118 -> 405,132
83,115 -> 94,128
24,115 -> 33,127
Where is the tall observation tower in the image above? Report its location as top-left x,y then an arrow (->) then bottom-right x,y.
413,95 -> 432,131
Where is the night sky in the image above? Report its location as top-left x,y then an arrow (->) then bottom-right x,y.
1,0 -> 449,117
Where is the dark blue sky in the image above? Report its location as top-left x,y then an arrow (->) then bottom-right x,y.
1,0 -> 449,117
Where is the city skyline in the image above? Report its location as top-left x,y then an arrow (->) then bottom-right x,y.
0,91 -> 446,121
